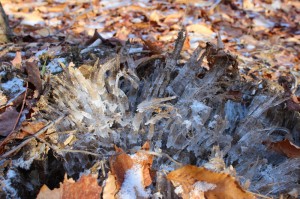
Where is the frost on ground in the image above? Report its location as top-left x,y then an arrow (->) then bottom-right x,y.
117,165 -> 151,199
1,30 -> 300,198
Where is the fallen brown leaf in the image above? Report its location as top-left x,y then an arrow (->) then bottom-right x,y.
109,145 -> 134,189
186,24 -> 214,36
11,51 -> 22,69
25,61 -> 43,96
0,106 -> 19,137
13,121 -> 45,139
102,172 -> 118,199
266,139 -> 300,158
108,142 -> 154,195
37,174 -> 102,199
142,39 -> 163,54
167,165 -> 255,199
131,141 -> 153,187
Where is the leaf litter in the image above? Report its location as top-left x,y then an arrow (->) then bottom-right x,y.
0,0 -> 300,199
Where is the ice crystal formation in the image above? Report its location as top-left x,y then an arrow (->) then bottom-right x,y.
2,30 -> 300,198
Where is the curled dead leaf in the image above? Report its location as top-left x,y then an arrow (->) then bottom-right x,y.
265,139 -> 300,158
25,61 -> 43,96
142,39 -> 164,54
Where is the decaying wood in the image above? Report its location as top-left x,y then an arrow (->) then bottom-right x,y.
0,2 -> 13,43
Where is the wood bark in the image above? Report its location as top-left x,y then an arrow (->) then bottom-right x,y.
0,2 -> 13,43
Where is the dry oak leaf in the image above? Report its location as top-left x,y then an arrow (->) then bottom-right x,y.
11,51 -> 22,69
108,141 -> 153,192
13,121 -> 46,139
267,139 -> 300,158
186,24 -> 214,36
37,174 -> 102,199
142,39 -> 164,54
102,172 -> 118,199
109,145 -> 134,189
25,60 -> 43,96
0,106 -> 19,137
131,141 -> 153,187
167,165 -> 255,199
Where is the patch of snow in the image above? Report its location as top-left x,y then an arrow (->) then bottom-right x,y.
6,52 -> 26,59
46,58 -> 67,73
35,49 -> 48,57
183,120 -> 192,129
129,47 -> 143,54
101,0 -> 131,10
152,192 -> 163,199
242,52 -> 251,57
81,39 -> 102,54
131,18 -> 142,23
117,165 -> 151,199
208,120 -> 217,129
159,163 -> 175,172
246,44 -> 256,50
174,185 -> 183,195
3,169 -> 20,199
99,31 -> 116,39
13,156 -> 36,170
130,153 -> 148,162
85,23 -> 105,29
192,181 -> 216,192
0,71 -> 6,77
1,77 -> 25,95
21,16 -> 45,26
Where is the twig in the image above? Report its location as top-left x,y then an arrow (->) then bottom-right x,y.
138,150 -> 183,166
11,82 -> 28,133
0,115 -> 64,159
33,135 -> 104,157
59,149 -> 103,157
0,82 -> 28,149
249,191 -> 272,199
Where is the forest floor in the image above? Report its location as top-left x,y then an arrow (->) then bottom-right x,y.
0,1 -> 300,199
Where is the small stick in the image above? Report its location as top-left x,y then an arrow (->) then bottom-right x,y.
249,191 -> 272,199
0,115 -> 64,159
139,150 -> 183,166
